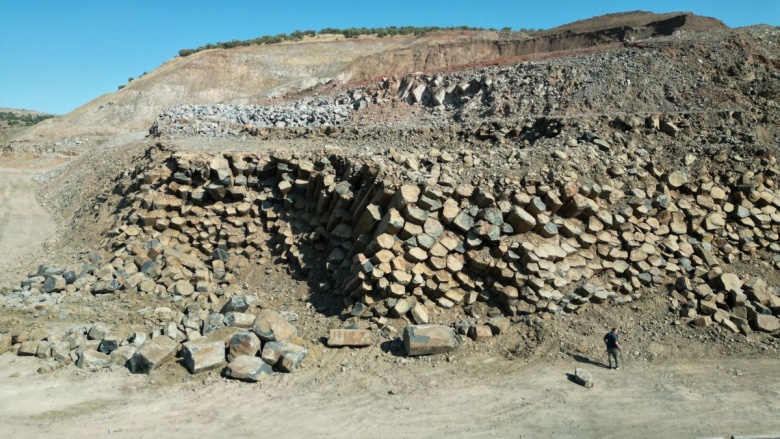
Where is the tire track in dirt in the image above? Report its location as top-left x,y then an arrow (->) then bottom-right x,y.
0,167 -> 56,280
0,177 -> 10,248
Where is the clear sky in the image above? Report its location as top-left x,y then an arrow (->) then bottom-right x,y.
1,0 -> 777,115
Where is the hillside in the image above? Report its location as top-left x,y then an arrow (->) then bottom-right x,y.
0,108 -> 57,141
9,10 -> 727,143
2,11 -> 780,438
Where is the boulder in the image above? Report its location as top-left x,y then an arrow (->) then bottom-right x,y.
172,280 -> 194,297
51,342 -> 72,362
225,355 -> 273,382
451,212 -> 474,233
753,314 -> 780,333
410,303 -> 429,324
487,317 -> 510,335
279,349 -> 308,373
659,120 -> 680,137
18,341 -> 39,356
221,295 -> 257,313
109,345 -> 137,366
691,316 -> 712,327
402,325 -> 456,356
77,350 -> 110,371
573,368 -> 594,388
468,325 -> 493,342
506,207 -> 535,233
182,339 -> 226,374
36,342 -> 52,360
43,275 -> 67,293
228,331 -> 262,359
744,278 -> 771,306
87,322 -> 111,340
224,312 -> 256,328
716,273 -> 743,294
98,336 -> 121,354
260,341 -> 308,372
0,333 -> 12,355
327,329 -> 372,348
128,335 -> 178,374
666,170 -> 688,188
253,310 -> 296,342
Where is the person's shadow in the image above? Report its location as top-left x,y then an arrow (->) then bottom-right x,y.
566,352 -> 609,369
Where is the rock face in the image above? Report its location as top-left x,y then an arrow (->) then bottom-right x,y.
128,336 -> 178,374
403,325 -> 457,356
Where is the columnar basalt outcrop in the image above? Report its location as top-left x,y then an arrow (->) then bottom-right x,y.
12,138 -> 780,336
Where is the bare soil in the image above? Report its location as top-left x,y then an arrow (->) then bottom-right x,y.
1,351 -> 778,438
0,158 -> 60,286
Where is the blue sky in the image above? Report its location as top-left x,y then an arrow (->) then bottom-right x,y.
1,0 -> 777,115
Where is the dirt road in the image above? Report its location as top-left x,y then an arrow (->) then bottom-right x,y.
0,164 -> 56,284
1,351 -> 778,439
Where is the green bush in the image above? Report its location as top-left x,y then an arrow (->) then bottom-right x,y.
0,111 -> 55,126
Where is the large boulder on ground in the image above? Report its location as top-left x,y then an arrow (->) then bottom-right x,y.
753,314 -> 780,333
128,336 -> 178,374
43,275 -> 66,293
221,295 -> 257,313
224,312 -> 256,328
252,310 -> 296,342
279,350 -> 307,372
716,273 -> 743,294
77,350 -> 110,371
327,329 -> 372,348
88,323 -> 111,340
109,345 -> 137,366
18,341 -> 39,356
98,336 -> 121,354
261,341 -> 308,372
182,338 -> 226,374
228,331 -> 261,359
0,333 -> 13,355
402,325 -> 456,356
573,368 -> 594,388
225,355 -> 273,382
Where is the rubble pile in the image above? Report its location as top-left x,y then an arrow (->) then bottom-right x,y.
149,26 -> 780,139
150,99 -> 356,138
0,303 -> 311,380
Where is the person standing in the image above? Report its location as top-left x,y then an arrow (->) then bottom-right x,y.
604,328 -> 622,370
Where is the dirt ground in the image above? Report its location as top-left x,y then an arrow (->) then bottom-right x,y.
1,350 -> 779,439
0,159 -> 59,286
